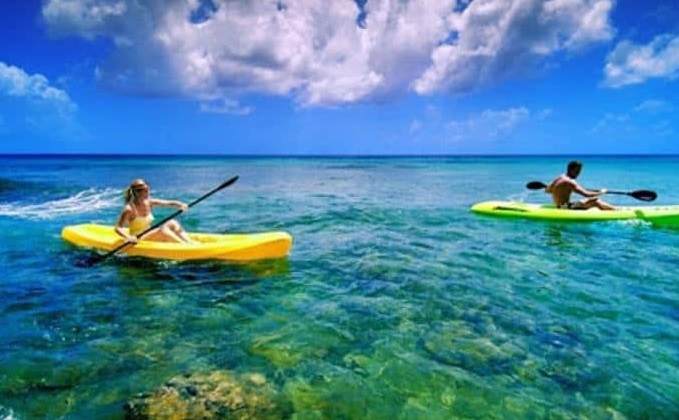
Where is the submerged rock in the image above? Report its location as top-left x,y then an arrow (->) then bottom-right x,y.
422,321 -> 524,375
124,370 -> 288,419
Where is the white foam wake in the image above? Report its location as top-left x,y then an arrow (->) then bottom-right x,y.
0,188 -> 120,220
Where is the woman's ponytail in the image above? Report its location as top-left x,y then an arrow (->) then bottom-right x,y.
124,178 -> 146,203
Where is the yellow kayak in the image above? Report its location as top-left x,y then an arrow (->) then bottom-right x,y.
62,223 -> 293,262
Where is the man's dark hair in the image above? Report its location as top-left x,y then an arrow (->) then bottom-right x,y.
567,160 -> 582,173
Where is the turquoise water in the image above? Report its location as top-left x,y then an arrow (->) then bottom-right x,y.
0,155 -> 678,418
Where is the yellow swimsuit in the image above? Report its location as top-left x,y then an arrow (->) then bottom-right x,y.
128,212 -> 154,236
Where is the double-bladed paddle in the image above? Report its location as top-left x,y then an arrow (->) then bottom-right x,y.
79,175 -> 239,267
526,181 -> 657,202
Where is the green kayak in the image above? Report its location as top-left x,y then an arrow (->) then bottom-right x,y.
471,201 -> 679,225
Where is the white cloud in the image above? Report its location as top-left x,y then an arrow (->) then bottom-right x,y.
445,107 -> 530,142
604,34 -> 679,87
590,100 -> 676,138
634,99 -> 672,114
43,0 -> 131,43
590,112 -> 628,135
0,61 -> 83,140
0,61 -> 77,115
0,61 -> 76,114
42,0 -> 614,107
537,108 -> 553,120
413,0 -> 614,94
199,98 -> 252,116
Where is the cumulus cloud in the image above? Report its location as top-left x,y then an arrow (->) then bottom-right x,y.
0,61 -> 83,141
42,0 -> 614,107
414,0 -> 614,94
0,61 -> 77,115
603,34 -> 679,87
43,0 -> 133,43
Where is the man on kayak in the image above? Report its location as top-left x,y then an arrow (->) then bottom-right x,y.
546,161 -> 615,210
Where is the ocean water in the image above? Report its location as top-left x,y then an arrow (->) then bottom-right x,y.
0,155 -> 678,419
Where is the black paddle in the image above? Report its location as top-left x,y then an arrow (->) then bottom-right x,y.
79,175 -> 239,267
526,181 -> 657,202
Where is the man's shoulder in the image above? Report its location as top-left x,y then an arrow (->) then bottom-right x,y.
559,174 -> 577,184
552,174 -> 568,183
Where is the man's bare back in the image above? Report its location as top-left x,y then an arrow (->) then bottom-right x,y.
545,161 -> 614,210
546,174 -> 578,207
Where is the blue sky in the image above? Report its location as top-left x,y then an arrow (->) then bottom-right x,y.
1,0 -> 678,155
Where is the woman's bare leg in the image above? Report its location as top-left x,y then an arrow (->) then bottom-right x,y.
135,221 -> 193,243
165,220 -> 194,243
142,225 -> 184,243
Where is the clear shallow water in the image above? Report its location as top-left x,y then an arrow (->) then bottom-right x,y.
0,155 -> 678,418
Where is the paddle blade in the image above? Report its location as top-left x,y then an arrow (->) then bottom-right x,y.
78,256 -> 100,268
628,190 -> 657,202
220,176 -> 239,190
76,253 -> 107,268
77,244 -> 128,267
526,181 -> 547,190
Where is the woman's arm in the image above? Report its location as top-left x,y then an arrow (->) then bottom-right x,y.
150,198 -> 189,211
114,206 -> 138,242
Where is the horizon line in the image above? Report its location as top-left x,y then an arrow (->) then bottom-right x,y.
2,152 -> 679,158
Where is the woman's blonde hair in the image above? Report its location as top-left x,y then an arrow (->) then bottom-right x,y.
124,179 -> 148,202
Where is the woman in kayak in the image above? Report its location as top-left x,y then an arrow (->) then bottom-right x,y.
546,161 -> 615,210
114,179 -> 193,243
